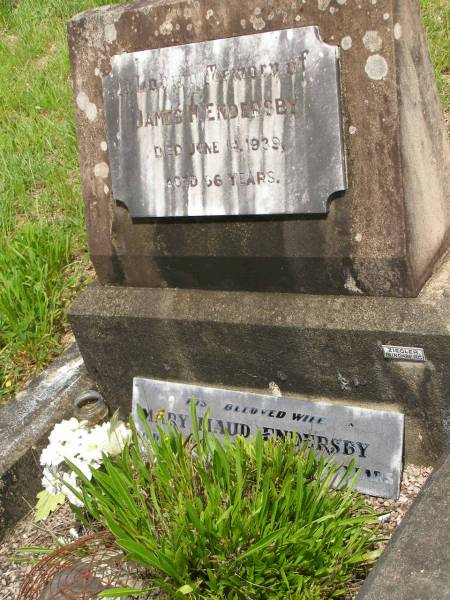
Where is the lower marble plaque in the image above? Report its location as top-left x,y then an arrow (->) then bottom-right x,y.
132,378 -> 404,499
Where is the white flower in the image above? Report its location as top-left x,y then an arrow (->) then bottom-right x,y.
40,443 -> 66,467
41,418 -> 91,468
42,466 -> 64,496
39,415 -> 131,516
70,456 -> 96,480
106,422 -> 131,456
48,418 -> 86,446
78,423 -> 109,463
61,471 -> 84,507
64,430 -> 90,457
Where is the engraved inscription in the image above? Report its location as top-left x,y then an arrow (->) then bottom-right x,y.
382,345 -> 426,362
132,378 -> 404,499
103,27 -> 347,217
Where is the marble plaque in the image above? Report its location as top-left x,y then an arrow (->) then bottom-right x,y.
103,26 -> 346,217
132,378 -> 404,499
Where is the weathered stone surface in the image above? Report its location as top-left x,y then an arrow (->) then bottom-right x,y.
103,26 -> 346,217
68,0 -> 448,296
133,377 -> 404,498
357,450 -> 450,600
0,345 -> 93,540
69,253 -> 450,465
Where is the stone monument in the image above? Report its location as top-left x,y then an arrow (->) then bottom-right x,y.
68,0 -> 449,466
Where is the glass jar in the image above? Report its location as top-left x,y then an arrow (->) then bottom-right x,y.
73,390 -> 109,427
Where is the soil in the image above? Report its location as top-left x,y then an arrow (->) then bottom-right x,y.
0,464 -> 432,600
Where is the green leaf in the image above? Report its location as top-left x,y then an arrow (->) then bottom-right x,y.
16,546 -> 53,554
34,490 -> 65,522
109,409 -> 121,435
347,548 -> 383,564
255,431 -> 263,486
177,584 -> 194,594
99,587 -> 155,597
189,399 -> 201,444
237,528 -> 286,561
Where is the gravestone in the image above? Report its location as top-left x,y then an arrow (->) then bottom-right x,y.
68,0 -> 449,466
67,0 -> 448,296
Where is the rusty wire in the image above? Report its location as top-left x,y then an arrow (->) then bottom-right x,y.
18,530 -> 148,599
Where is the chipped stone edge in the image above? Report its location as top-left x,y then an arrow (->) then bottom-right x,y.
0,344 -> 94,539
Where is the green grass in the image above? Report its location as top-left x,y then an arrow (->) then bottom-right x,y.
0,0 -> 448,404
69,406 -> 380,599
420,0 -> 450,112
0,0 -> 123,403
0,224 -> 71,383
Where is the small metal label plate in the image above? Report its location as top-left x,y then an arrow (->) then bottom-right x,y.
132,378 -> 404,499
103,26 -> 347,217
382,345 -> 426,362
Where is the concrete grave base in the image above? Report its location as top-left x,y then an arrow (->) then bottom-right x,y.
357,450 -> 450,600
0,345 -> 447,597
0,345 -> 95,540
70,253 -> 450,466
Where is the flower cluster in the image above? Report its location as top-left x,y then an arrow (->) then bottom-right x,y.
40,417 -> 131,507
